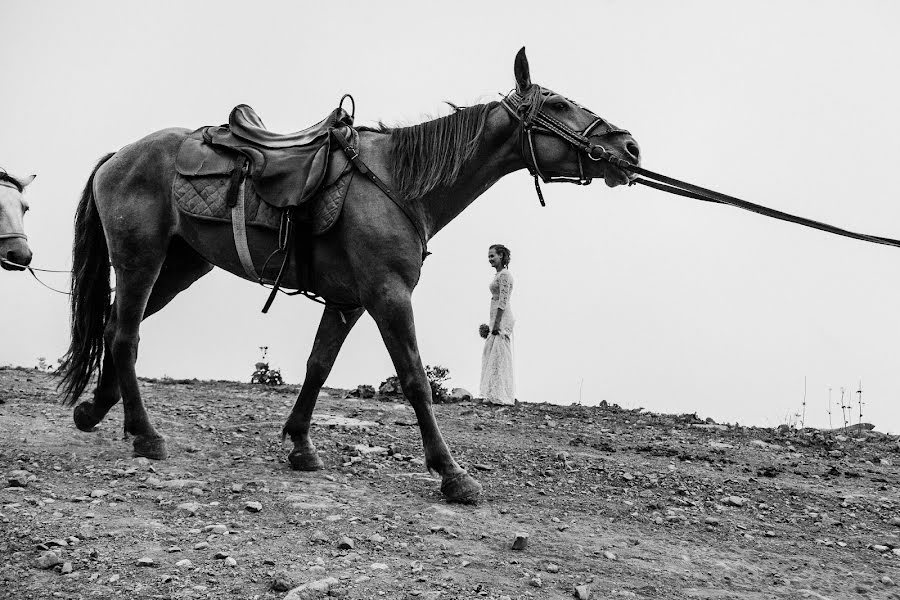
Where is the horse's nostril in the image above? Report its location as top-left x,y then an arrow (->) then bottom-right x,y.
626,140 -> 640,160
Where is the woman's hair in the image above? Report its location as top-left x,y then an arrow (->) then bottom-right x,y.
490,244 -> 511,267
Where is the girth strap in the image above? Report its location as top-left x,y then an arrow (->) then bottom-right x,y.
231,177 -> 260,281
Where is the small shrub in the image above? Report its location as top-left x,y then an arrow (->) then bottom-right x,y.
251,361 -> 283,386
378,365 -> 451,402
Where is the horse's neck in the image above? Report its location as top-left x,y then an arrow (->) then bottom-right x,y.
416,107 -> 523,237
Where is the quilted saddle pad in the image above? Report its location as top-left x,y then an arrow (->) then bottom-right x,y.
173,169 -> 353,236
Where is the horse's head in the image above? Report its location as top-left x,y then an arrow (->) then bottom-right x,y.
504,48 -> 640,188
0,170 -> 35,271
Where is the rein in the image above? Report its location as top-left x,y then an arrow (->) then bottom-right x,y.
505,88 -> 900,249
0,259 -> 71,294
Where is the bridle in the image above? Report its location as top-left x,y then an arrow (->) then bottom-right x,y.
502,87 -> 900,249
0,169 -> 28,243
501,86 -> 631,205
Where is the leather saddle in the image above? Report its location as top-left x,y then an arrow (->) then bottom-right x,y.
176,104 -> 354,208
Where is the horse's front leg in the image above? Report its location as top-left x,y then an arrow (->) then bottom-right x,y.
367,289 -> 483,504
283,306 -> 364,470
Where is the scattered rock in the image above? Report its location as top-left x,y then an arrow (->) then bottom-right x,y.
224,556 -> 237,567
723,496 -> 746,507
603,551 -> 617,560
175,559 -> 193,568
89,490 -> 108,498
284,577 -> 339,600
8,469 -> 30,487
337,537 -> 355,550
34,551 -> 62,569
136,557 -> 155,567
175,502 -> 201,516
271,575 -> 295,592
245,501 -> 263,513
511,532 -> 529,550
60,561 -> 73,574
449,387 -> 472,401
575,584 -> 591,599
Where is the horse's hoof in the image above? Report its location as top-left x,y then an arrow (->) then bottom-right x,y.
440,471 -> 482,504
73,402 -> 100,432
133,435 -> 168,460
288,448 -> 324,471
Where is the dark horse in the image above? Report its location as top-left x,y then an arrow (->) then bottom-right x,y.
0,168 -> 35,271
60,49 -> 640,503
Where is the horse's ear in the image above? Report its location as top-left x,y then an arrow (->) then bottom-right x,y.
19,174 -> 36,189
514,47 -> 532,93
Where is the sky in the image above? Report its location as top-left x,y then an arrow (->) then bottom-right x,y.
2,1 -> 900,433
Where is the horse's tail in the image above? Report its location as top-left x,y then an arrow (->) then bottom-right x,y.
59,153 -> 115,406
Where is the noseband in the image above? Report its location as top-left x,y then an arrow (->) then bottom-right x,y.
501,87 -> 633,205
0,169 -> 28,242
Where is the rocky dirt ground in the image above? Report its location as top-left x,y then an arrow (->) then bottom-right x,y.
1,366 -> 899,600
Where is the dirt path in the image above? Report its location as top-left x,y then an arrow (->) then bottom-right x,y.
1,367 -> 898,599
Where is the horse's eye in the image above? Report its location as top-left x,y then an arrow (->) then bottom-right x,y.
553,102 -> 568,111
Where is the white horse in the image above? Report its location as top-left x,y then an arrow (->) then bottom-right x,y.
0,169 -> 35,271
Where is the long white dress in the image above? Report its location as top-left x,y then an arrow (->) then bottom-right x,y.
480,268 -> 515,404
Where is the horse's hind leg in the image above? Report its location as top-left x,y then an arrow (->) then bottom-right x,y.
283,306 -> 364,470
73,239 -> 212,437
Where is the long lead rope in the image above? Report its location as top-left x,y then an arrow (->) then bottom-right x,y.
615,161 -> 900,249
0,259 -> 72,294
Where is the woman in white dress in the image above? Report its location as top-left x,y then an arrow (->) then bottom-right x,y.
479,244 -> 515,405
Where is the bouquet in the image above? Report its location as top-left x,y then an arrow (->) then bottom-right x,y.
478,323 -> 490,339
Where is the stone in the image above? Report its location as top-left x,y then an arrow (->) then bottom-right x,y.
284,577 -> 339,600
224,556 -> 237,567
603,551 -> 617,560
8,469 -> 30,487
60,561 -> 73,574
449,387 -> 472,401
704,516 -> 720,526
370,563 -> 388,570
175,559 -> 193,568
546,563 -> 560,573
310,530 -> 329,544
271,575 -> 295,592
723,496 -> 746,507
35,551 -> 62,569
204,524 -> 228,534
176,502 -> 201,516
337,537 -> 355,550
245,501 -> 263,513
214,551 -> 230,559
511,532 -> 529,550
881,576 -> 894,586
575,584 -> 591,599
889,517 -> 900,527
89,490 -> 108,498
231,483 -> 244,493
193,542 -> 209,550
136,557 -> 155,567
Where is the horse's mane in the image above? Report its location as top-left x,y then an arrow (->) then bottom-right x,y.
359,101 -> 499,200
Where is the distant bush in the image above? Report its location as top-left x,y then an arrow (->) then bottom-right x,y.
251,361 -> 283,386
378,365 -> 451,402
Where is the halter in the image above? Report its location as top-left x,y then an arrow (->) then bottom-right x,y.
501,86 -> 633,205
0,169 -> 28,242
